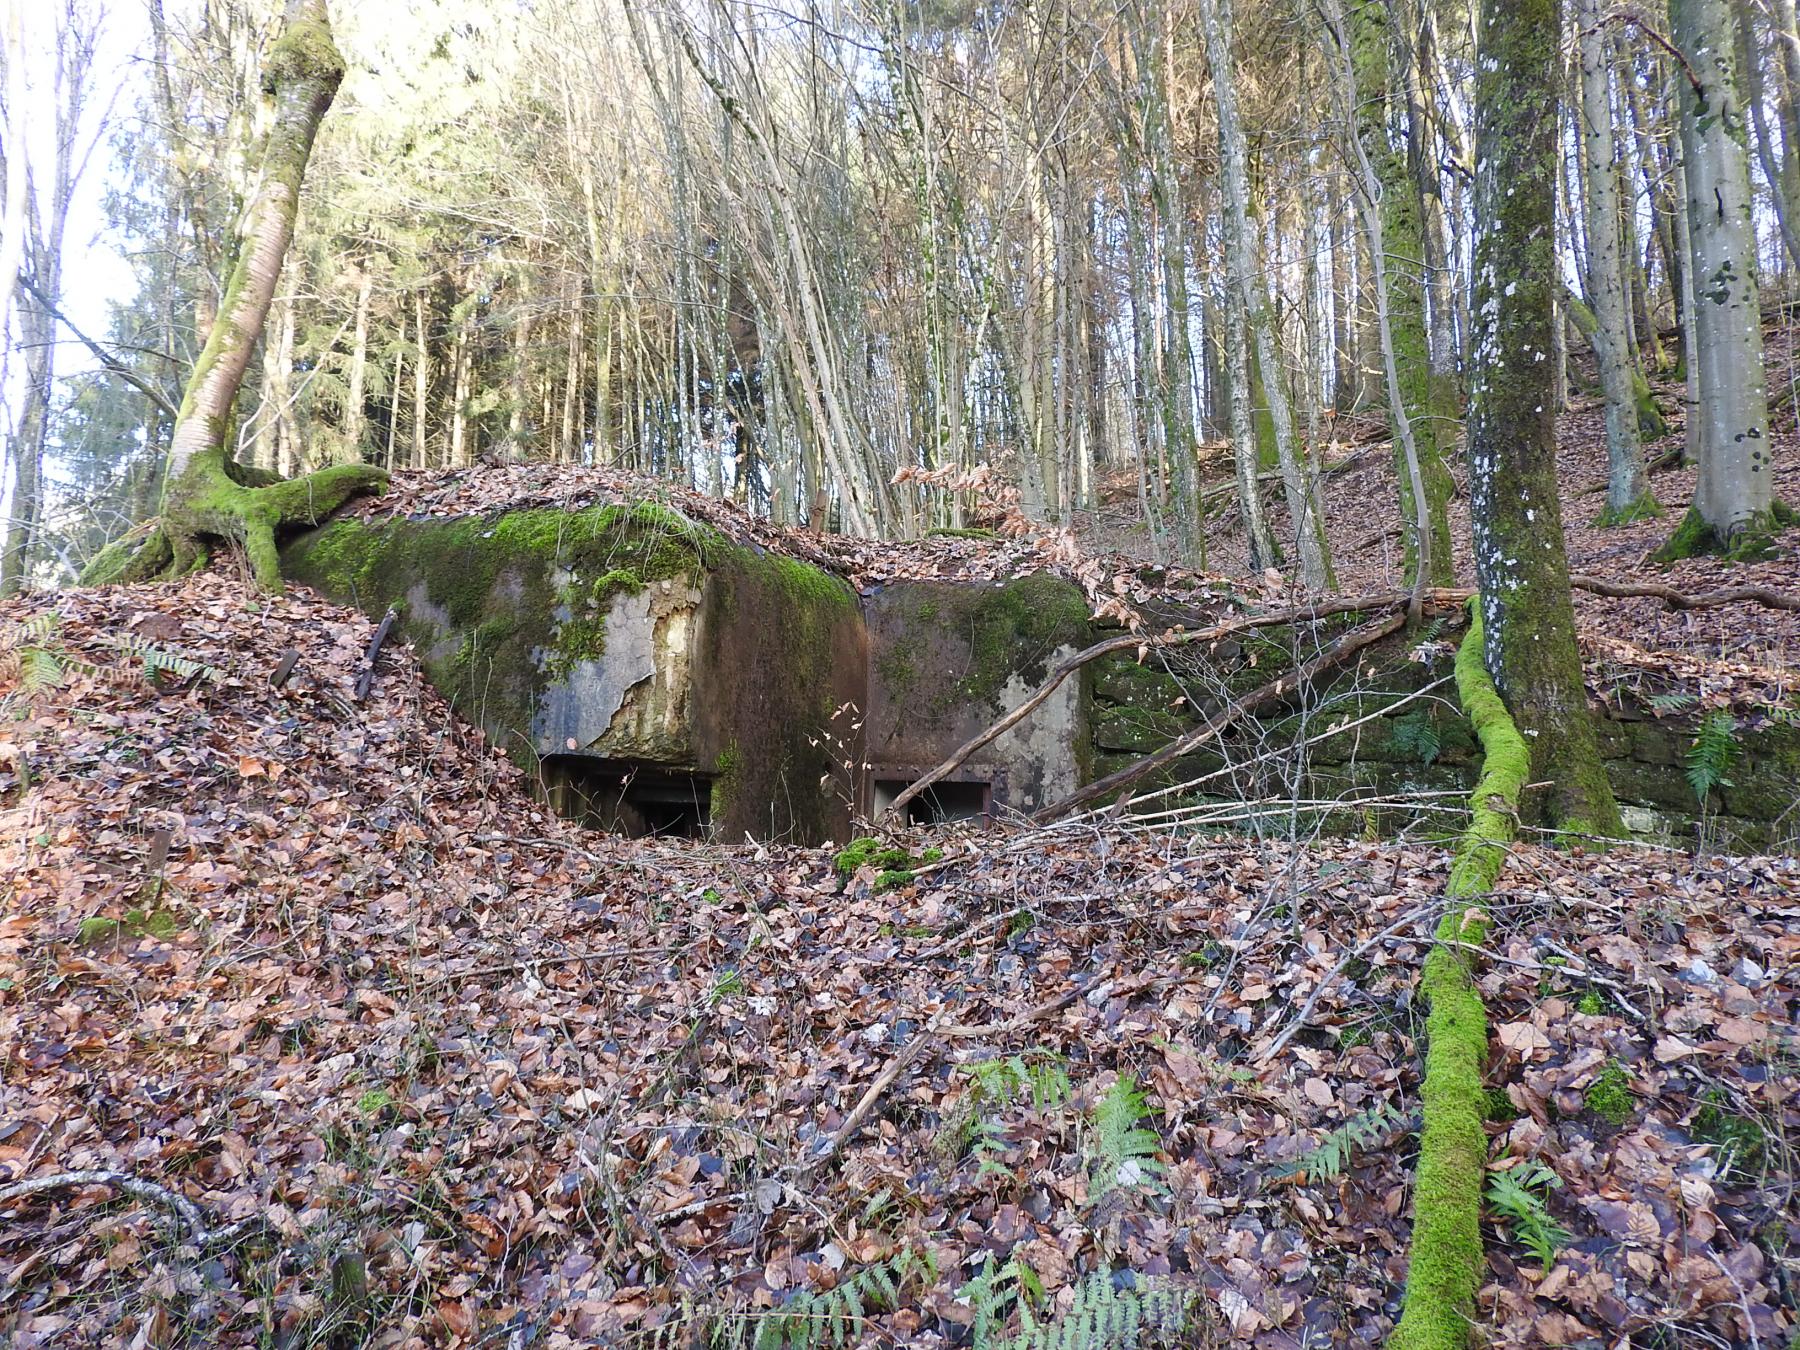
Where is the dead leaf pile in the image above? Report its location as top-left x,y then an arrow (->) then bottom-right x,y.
0,574 -> 1795,1347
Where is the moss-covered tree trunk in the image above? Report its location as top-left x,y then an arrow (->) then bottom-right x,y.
1574,0 -> 1657,524
1660,0 -> 1786,559
84,0 -> 384,592
1466,0 -> 1622,838
1344,0 -> 1455,589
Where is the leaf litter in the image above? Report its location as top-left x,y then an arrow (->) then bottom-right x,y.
0,572 -> 1795,1348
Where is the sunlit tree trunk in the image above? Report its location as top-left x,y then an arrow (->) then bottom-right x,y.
1661,0 -> 1785,558
87,0 -> 385,590
344,264 -> 373,454
1342,0 -> 1454,587
1574,0 -> 1656,523
1463,0 -> 1621,837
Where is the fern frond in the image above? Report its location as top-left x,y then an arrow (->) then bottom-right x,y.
999,1271 -> 1193,1350
1685,711 -> 1740,804
1276,1100 -> 1406,1183
94,633 -> 220,685
1088,1075 -> 1165,1201
1486,1162 -> 1571,1267
1,612 -> 61,650
732,1246 -> 933,1350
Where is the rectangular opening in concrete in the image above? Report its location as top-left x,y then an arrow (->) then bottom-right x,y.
541,755 -> 714,838
873,777 -> 992,825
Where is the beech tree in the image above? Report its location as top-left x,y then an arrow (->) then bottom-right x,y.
84,0 -> 385,591
1573,0 -> 1656,525
1464,0 -> 1621,837
1661,0 -> 1788,559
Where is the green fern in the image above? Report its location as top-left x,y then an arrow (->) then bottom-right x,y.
1486,1162 -> 1571,1268
959,1254 -> 1041,1349
966,1054 -> 1072,1113
1685,711 -> 1741,805
94,633 -> 219,686
971,1115 -> 1014,1182
1647,690 -> 1697,714
942,1052 -> 1071,1164
1087,1076 -> 1164,1200
1275,1100 -> 1406,1183
1004,1271 -> 1192,1350
1,612 -> 67,707
732,1247 -> 936,1349
1389,711 -> 1442,766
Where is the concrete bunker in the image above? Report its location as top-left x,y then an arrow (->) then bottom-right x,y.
282,499 -> 1799,853
541,755 -> 717,837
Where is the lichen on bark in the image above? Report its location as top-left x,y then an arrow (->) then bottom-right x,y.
1463,0 -> 1622,839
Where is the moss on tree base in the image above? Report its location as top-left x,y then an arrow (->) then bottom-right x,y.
1652,501 -> 1797,564
80,460 -> 388,592
1594,493 -> 1662,528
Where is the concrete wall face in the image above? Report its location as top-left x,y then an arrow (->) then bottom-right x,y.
284,508 -> 1796,852
538,577 -> 705,762
861,577 -> 1094,820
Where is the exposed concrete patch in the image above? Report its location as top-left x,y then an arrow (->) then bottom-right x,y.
993,651 -> 1084,807
534,577 -> 703,758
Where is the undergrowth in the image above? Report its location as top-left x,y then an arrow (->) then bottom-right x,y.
1485,1162 -> 1571,1268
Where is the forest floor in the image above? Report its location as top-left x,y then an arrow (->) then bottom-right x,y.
2,348 -> 1800,1348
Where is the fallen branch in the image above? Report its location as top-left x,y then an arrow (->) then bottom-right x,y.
882,589 -> 1463,825
1568,573 -> 1799,612
0,1169 -> 266,1250
1034,610 -> 1412,823
885,568 -> 1790,829
353,608 -> 398,701
17,274 -> 180,422
1392,601 -> 1528,1350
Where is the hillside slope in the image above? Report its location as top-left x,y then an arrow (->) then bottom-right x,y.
1,574 -> 1797,1347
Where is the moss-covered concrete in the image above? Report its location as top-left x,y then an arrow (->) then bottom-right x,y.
864,575 -> 1094,816
283,501 -> 864,844
1078,612 -> 1791,852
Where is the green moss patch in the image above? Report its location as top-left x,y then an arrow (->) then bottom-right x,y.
1692,1090 -> 1766,1178
1392,600 -> 1532,1350
1584,1061 -> 1635,1125
284,502 -> 719,750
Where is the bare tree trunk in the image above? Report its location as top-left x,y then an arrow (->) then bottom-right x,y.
412,291 -> 429,469
1660,0 -> 1784,558
1326,0 -> 1445,598
1575,0 -> 1656,523
1735,0 -> 1800,272
0,5 -> 27,345
344,264 -> 373,454
1201,0 -> 1332,589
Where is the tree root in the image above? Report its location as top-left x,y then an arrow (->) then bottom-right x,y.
82,461 -> 387,592
1390,601 -> 1531,1350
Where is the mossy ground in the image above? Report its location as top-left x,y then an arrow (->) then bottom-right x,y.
1653,500 -> 1797,563
1583,1061 -> 1635,1125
